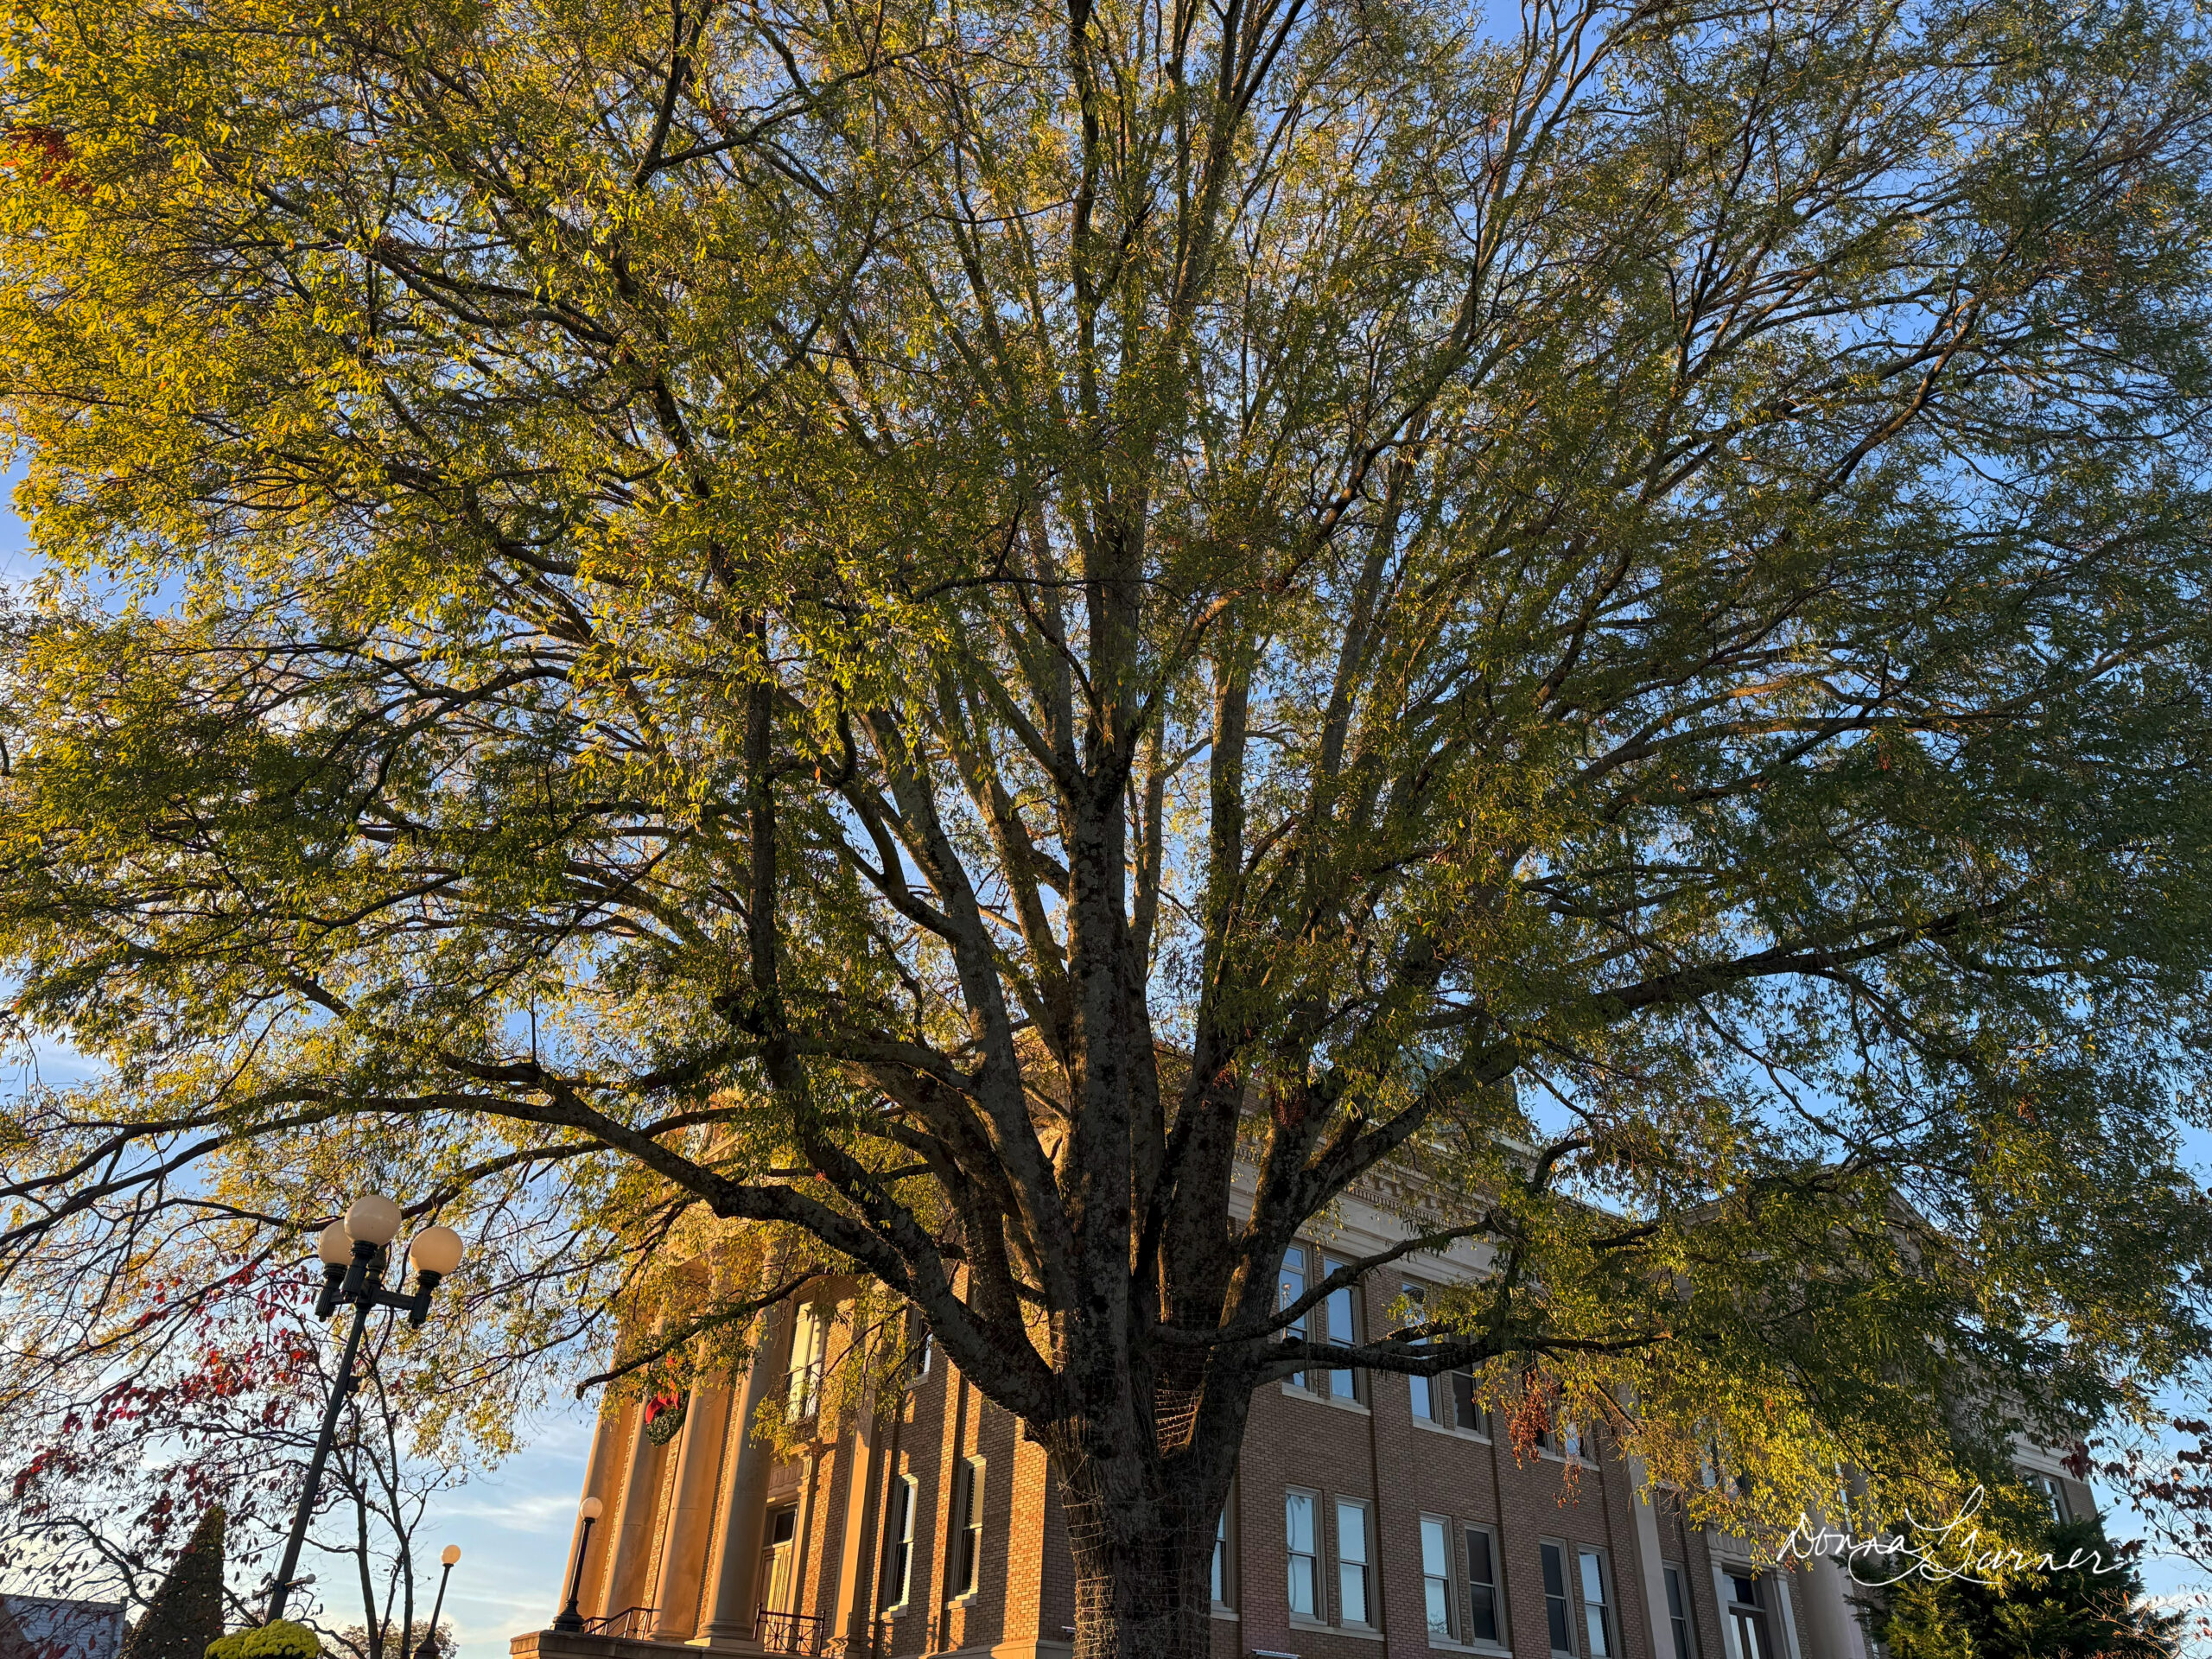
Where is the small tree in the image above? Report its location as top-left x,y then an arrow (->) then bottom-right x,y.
0,1248 -> 500,1659
117,1509 -> 223,1659
1870,1518 -> 2184,1659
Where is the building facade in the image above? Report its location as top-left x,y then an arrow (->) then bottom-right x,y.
0,1596 -> 124,1659
513,1191 -> 2098,1659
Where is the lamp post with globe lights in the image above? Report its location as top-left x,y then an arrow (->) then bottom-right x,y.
550,1496 -> 606,1632
412,1544 -> 462,1659
266,1195 -> 467,1622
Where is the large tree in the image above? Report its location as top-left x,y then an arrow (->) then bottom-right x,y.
3,0 -> 2212,1651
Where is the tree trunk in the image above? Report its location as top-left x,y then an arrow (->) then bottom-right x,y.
1057,1453 -> 1225,1659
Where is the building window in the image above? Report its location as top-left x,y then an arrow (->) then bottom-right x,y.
763,1506 -> 798,1615
907,1318 -> 933,1385
1663,1565 -> 1696,1659
1401,1282 -> 1481,1429
1287,1491 -> 1320,1619
1420,1516 -> 1456,1642
1409,1362 -> 1487,1433
1405,1283 -> 1434,1421
1537,1416 -> 1583,1459
1211,1500 -> 1236,1609
883,1474 -> 917,1610
1282,1248 -> 1310,1391
1336,1498 -> 1374,1628
2024,1471 -> 2070,1522
1465,1528 -> 1503,1646
1541,1541 -> 1575,1656
787,1303 -> 830,1421
1577,1548 -> 1613,1659
1724,1572 -> 1777,1659
1451,1370 -> 1489,1434
952,1455 -> 984,1599
1324,1255 -> 1361,1400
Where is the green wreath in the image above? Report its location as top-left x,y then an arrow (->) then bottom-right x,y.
642,1389 -> 688,1445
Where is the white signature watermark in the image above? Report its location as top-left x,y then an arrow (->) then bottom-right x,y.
1781,1486 -> 2125,1587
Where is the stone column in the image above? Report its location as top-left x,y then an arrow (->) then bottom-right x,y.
830,1395 -> 883,1640
557,1401 -> 629,1627
1627,1457 -> 1677,1659
602,1409 -> 671,1623
701,1297 -> 799,1647
649,1383 -> 738,1639
1787,1510 -> 1868,1659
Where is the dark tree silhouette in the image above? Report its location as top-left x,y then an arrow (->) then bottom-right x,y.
117,1509 -> 224,1659
1870,1518 -> 2183,1659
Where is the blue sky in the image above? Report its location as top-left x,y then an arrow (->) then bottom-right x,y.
0,467 -> 2202,1646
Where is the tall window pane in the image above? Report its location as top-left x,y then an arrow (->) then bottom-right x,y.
1404,1284 -> 1434,1418
956,1455 -> 984,1597
1466,1529 -> 1501,1644
1281,1249 -> 1308,1391
787,1304 -> 829,1420
1451,1370 -> 1485,1433
1577,1548 -> 1611,1658
1421,1516 -> 1454,1639
884,1474 -> 916,1608
1336,1500 -> 1370,1627
1541,1542 -> 1573,1655
1663,1566 -> 1695,1659
1286,1491 -> 1319,1618
1325,1256 -> 1358,1399
1211,1509 -> 1229,1605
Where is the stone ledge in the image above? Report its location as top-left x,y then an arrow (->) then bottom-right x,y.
512,1631 -> 765,1659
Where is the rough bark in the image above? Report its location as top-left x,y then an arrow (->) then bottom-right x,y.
1055,1440 -> 1236,1659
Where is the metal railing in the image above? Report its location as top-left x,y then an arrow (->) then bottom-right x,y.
756,1609 -> 825,1656
580,1607 -> 657,1639
754,1610 -> 886,1658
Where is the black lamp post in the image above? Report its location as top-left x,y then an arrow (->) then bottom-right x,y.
551,1496 -> 607,1632
413,1544 -> 461,1659
267,1194 -> 467,1623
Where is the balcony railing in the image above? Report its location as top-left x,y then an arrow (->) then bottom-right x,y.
579,1607 -> 656,1639
755,1610 -> 885,1659
756,1609 -> 825,1656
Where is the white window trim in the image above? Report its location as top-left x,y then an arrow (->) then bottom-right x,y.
1770,1570 -> 1803,1659
2021,1467 -> 2074,1522
1419,1512 -> 1458,1649
1662,1563 -> 1697,1659
1575,1545 -> 1616,1659
1535,1421 -> 1593,1465
1281,1247 -> 1313,1394
1715,1561 -> 1789,1659
1321,1254 -> 1364,1406
1711,1563 -> 1740,1659
1411,1409 -> 1491,1442
1541,1538 -> 1579,1659
787,1301 -> 831,1421
949,1454 -> 985,1604
884,1472 -> 918,1611
1287,1487 -> 1325,1627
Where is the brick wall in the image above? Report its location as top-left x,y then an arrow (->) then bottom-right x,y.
616,1272 -> 2082,1659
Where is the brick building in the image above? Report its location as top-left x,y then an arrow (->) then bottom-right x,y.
512,1185 -> 2097,1659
